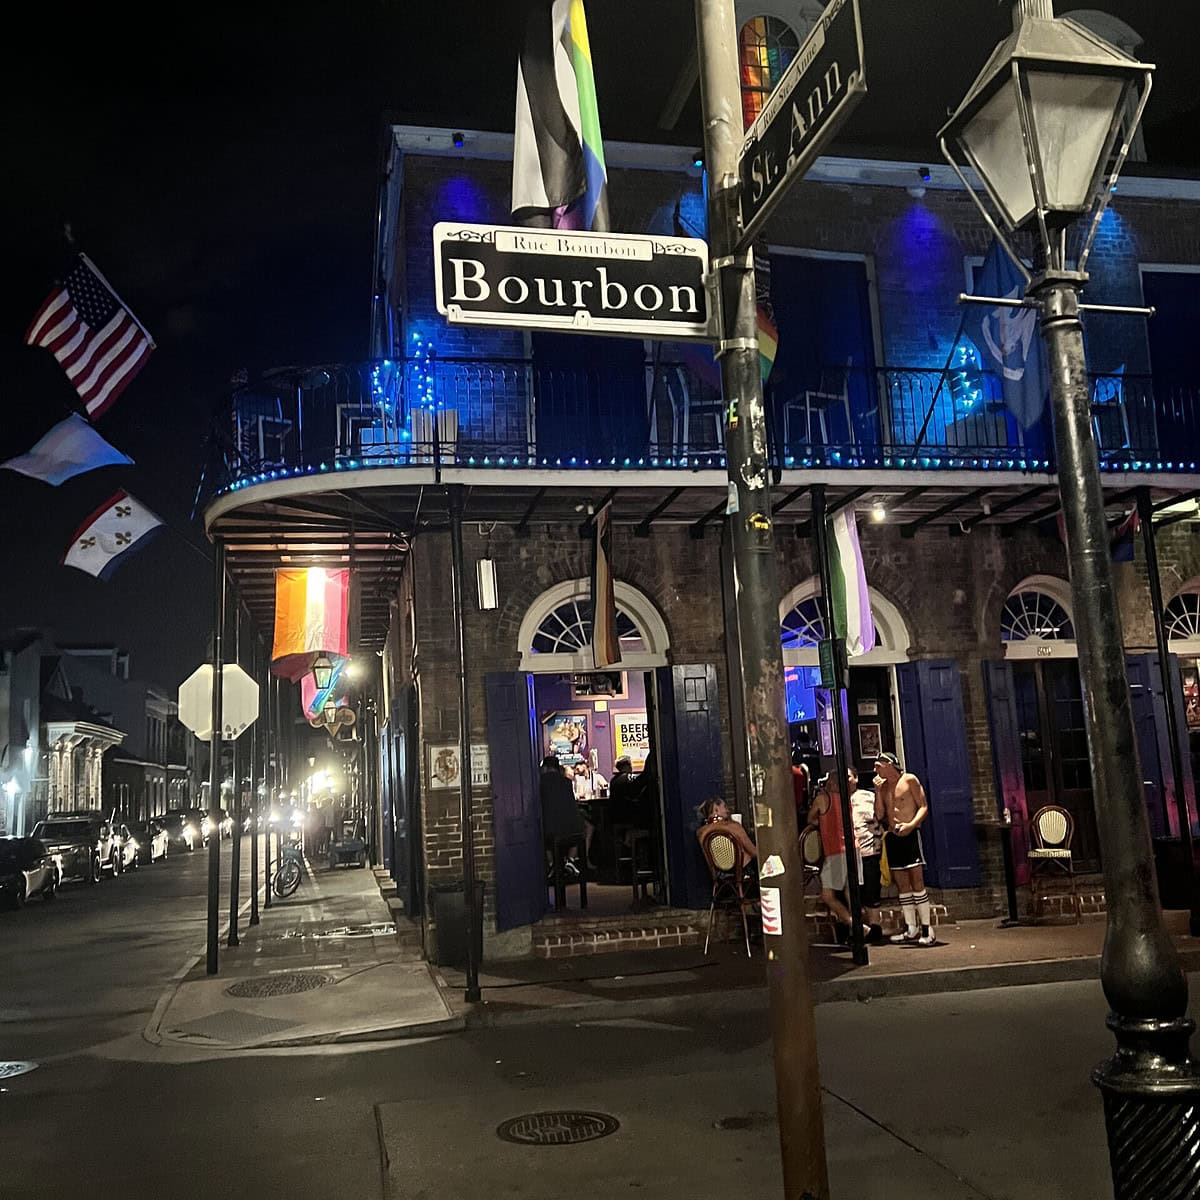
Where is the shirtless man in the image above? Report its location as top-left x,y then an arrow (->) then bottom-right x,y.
874,752 -> 936,946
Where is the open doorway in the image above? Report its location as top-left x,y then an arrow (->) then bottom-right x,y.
487,578 -> 719,933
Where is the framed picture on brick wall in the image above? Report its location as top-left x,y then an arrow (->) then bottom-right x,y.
428,743 -> 461,790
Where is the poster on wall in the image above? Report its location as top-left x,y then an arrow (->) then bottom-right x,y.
1183,664 -> 1200,729
543,712 -> 589,766
613,711 -> 651,771
857,722 -> 882,761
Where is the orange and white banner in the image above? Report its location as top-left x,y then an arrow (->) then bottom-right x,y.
271,568 -> 349,681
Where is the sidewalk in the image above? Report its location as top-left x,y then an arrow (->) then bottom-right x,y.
145,854 -> 461,1049
437,908 -> 1200,1026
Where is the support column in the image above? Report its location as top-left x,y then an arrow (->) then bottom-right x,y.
449,485 -> 482,1004
207,540 -> 227,976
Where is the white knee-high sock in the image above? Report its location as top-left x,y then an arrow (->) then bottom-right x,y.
899,892 -> 917,934
913,890 -> 932,931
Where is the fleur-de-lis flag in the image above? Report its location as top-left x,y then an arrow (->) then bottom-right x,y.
62,489 -> 163,579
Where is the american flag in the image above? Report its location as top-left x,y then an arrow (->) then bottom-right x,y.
24,254 -> 154,420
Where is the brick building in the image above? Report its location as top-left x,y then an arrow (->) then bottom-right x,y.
204,20 -> 1200,960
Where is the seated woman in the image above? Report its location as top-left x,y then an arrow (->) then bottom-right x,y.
696,797 -> 758,868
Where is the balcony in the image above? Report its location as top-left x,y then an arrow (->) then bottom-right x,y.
206,358 -> 1200,500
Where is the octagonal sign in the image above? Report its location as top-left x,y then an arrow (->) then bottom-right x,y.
178,664 -> 259,741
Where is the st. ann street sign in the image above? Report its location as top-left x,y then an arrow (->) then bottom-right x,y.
737,0 -> 866,248
434,223 -> 711,341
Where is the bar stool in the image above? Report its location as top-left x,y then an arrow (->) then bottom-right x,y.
614,825 -> 654,904
546,834 -> 588,911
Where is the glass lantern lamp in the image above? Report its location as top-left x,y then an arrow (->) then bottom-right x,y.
939,9 -> 1152,275
311,654 -> 334,690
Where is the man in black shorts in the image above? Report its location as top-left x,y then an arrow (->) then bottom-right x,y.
874,752 -> 936,946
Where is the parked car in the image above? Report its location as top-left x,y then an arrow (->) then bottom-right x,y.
113,823 -> 140,872
31,812 -> 121,883
161,810 -> 198,851
127,819 -> 169,864
203,808 -> 234,841
0,837 -> 59,908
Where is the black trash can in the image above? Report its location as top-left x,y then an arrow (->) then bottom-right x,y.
430,880 -> 485,970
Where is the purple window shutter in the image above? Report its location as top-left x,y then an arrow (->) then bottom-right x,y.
485,672 -> 546,931
983,660 -> 1030,885
658,664 -> 724,910
896,660 -> 981,888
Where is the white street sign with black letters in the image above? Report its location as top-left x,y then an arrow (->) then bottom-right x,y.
737,0 -> 867,249
434,222 -> 712,341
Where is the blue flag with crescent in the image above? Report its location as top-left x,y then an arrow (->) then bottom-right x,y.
963,241 -> 1049,430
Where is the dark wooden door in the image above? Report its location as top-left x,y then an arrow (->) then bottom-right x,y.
485,672 -> 545,931
656,664 -> 723,910
895,660 -> 980,888
983,660 -> 1031,885
1042,660 -> 1100,869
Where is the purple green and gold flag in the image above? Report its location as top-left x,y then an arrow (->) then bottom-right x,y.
829,507 -> 875,657
512,0 -> 609,231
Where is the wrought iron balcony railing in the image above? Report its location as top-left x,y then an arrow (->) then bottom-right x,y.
206,358 -> 1200,499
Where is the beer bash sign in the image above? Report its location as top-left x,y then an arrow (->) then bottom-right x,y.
434,223 -> 711,341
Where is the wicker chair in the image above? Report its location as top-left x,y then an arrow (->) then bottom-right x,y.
800,825 -> 825,896
699,827 -> 756,958
1028,805 -> 1080,923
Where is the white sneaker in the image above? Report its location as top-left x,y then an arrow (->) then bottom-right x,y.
889,929 -> 919,944
918,930 -> 937,947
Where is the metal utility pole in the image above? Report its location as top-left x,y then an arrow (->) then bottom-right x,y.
812,485 -> 867,965
249,636 -> 260,927
264,672 -> 275,911
696,1 -> 829,1194
228,599 -> 243,948
448,484 -> 482,1004
1136,487 -> 1200,935
206,541 -> 226,976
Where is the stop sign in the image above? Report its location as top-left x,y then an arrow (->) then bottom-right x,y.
178,664 -> 260,742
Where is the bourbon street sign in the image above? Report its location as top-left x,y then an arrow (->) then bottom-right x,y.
434,222 -> 711,341
737,0 -> 866,249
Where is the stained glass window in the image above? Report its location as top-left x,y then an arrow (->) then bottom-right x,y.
739,16 -> 800,130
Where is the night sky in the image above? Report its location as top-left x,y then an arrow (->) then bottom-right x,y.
3,1 -> 1196,688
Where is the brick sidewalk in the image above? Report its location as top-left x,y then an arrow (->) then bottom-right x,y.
436,908 -> 1200,1026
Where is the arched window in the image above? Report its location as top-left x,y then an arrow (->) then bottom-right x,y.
778,580 -> 910,666
1000,591 -> 1076,642
530,598 -> 643,657
1165,590 -> 1200,643
781,596 -> 827,651
518,580 -> 670,671
739,16 -> 800,129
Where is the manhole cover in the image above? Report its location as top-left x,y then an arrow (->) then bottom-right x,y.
0,1062 -> 38,1080
497,1111 -> 619,1146
225,972 -> 332,998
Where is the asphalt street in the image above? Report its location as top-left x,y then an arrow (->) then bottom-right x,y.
3,846 -> 1199,1199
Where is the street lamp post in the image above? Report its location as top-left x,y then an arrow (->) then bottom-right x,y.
942,5 -> 1200,1195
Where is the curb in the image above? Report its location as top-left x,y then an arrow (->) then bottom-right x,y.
141,890 -> 260,1047
452,944 -> 1200,1030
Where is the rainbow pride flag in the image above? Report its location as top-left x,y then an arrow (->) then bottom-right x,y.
513,0 -> 609,231
270,568 -> 349,682
757,306 -> 778,384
